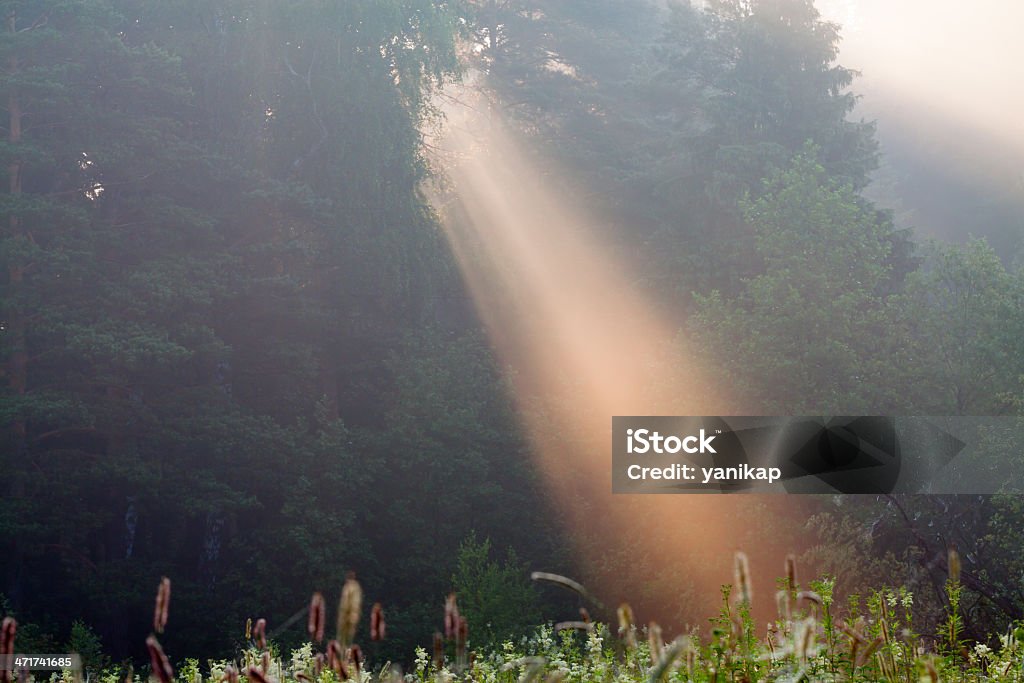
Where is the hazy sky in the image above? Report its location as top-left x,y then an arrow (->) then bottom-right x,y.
819,0 -> 1024,157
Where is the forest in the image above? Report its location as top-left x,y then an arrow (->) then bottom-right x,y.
2,0 -> 1023,681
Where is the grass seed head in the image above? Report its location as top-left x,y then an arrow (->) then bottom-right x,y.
308,593 -> 325,643
922,655 -> 939,683
370,602 -> 385,642
1,617 -> 15,654
145,635 -> 174,683
433,631 -> 445,669
456,616 -> 469,657
349,644 -> 363,673
314,653 -> 324,678
797,591 -> 822,608
617,603 -> 637,649
648,622 -> 664,661
327,640 -> 348,680
948,546 -> 961,583
794,618 -> 815,663
0,617 -> 16,683
253,618 -> 267,650
775,590 -> 791,622
858,635 -> 884,668
785,555 -> 797,593
733,552 -> 752,605
153,577 -> 171,634
337,573 -> 362,648
444,593 -> 460,640
245,667 -> 268,683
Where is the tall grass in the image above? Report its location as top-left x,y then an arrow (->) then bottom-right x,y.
3,553 -> 1023,683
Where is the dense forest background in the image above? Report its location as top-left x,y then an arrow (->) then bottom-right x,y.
2,0 -> 1023,668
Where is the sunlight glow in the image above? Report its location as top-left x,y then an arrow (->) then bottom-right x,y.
820,0 -> 1024,194
429,86 -> 801,626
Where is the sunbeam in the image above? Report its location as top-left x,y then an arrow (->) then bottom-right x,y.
429,87 -> 805,626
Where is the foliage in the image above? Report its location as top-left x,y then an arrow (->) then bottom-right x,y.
692,145 -> 902,413
17,555 -> 1024,683
451,534 -> 543,648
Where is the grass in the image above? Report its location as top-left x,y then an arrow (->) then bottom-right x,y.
3,551 -> 1023,683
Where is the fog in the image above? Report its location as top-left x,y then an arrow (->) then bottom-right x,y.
819,0 -> 1024,252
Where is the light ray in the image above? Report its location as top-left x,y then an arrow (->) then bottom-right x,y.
429,88 -> 802,625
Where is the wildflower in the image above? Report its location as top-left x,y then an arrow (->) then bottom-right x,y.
413,647 -> 429,677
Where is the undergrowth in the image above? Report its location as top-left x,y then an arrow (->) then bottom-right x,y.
2,551 -> 1022,683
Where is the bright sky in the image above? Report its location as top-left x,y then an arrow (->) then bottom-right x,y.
819,0 -> 1024,161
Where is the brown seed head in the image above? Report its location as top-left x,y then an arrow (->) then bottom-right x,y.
775,590 -> 791,622
327,640 -> 348,680
350,644 -> 363,673
433,631 -> 445,669
456,616 -> 469,657
370,603 -> 385,642
1,617 -> 16,655
145,635 -> 174,683
245,667 -> 268,683
858,636 -> 884,667
797,591 -> 823,607
314,653 -> 324,678
337,574 -> 363,647
617,604 -> 636,649
154,577 -> 171,635
923,656 -> 939,683
647,622 -> 664,661
948,546 -> 961,583
253,618 -> 267,650
0,617 -> 15,683
785,555 -> 797,593
308,593 -> 325,643
733,552 -> 752,605
444,593 -> 459,640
